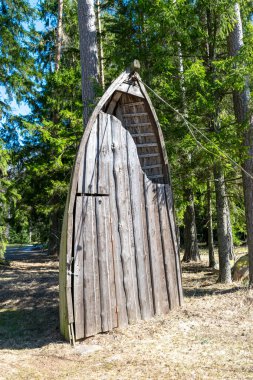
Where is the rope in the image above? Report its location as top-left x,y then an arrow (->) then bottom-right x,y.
139,79 -> 253,181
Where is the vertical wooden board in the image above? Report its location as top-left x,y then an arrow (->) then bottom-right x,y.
73,197 -> 85,340
77,149 -> 85,193
59,206 -> 70,340
66,216 -> 75,327
108,116 -> 128,328
144,177 -> 170,315
97,112 -> 110,195
126,132 -> 154,320
97,113 -> 117,328
80,196 -> 102,337
97,115 -> 124,328
96,195 -> 115,332
157,184 -> 180,309
83,119 -> 98,194
111,116 -> 141,324
164,185 -> 183,305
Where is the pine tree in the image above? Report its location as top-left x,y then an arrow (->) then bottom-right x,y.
11,0 -> 83,249
228,2 -> 253,286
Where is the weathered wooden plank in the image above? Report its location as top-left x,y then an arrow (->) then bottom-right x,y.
157,185 -> 179,309
98,113 -> 118,328
108,115 -> 128,328
59,205 -> 70,340
149,174 -> 164,179
73,197 -> 85,340
77,148 -> 85,193
126,122 -> 152,127
123,112 -> 147,117
117,82 -> 145,98
60,65 -> 183,341
77,196 -> 102,337
96,195 -> 115,332
164,185 -> 184,305
63,75 -> 133,333
111,116 -> 141,323
122,101 -> 144,107
136,143 -> 158,148
139,153 -> 160,158
83,119 -> 98,194
127,132 -> 154,320
144,177 -> 170,315
143,164 -> 163,170
97,112 -> 110,195
97,113 -> 117,328
66,212 -> 74,325
106,91 -> 122,114
132,133 -> 155,137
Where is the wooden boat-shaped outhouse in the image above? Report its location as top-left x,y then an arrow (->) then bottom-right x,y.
59,64 -> 183,342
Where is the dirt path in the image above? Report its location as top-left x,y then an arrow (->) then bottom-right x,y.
0,247 -> 252,380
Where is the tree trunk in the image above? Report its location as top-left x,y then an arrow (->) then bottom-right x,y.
177,44 -> 200,263
55,0 -> 63,72
207,179 -> 216,268
96,0 -> 105,89
182,190 -> 200,262
177,41 -> 187,116
213,164 -> 232,283
48,209 -> 60,256
228,2 -> 253,286
78,0 -> 99,126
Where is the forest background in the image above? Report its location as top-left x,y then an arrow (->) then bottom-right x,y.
1,0 -> 253,285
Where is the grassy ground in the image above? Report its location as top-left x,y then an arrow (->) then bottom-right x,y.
0,246 -> 252,380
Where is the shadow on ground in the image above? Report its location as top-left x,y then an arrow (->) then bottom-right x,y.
182,264 -> 214,273
183,286 -> 241,298
0,306 -> 62,349
0,246 -> 64,349
4,245 -> 48,262
181,261 -> 243,299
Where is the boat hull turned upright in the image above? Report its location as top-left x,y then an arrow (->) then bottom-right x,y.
59,67 -> 183,342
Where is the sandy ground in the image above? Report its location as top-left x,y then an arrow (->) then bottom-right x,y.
0,246 -> 252,380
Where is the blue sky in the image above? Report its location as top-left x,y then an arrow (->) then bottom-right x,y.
0,86 -> 30,116
10,99 -> 31,116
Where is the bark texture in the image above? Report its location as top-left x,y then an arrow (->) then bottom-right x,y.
96,0 -> 105,89
48,207 -> 61,256
55,0 -> 63,71
213,164 -> 232,283
228,3 -> 253,286
207,180 -> 216,268
78,0 -> 99,126
183,190 -> 200,262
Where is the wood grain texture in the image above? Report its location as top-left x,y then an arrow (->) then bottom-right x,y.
73,196 -> 85,340
59,206 -> 70,340
127,132 -> 154,320
60,70 -> 131,340
157,185 -> 179,309
80,196 -> 101,337
117,82 -> 144,98
108,116 -> 128,328
111,116 -> 141,324
164,185 -> 184,306
59,69 -> 183,341
98,113 -> 117,329
96,195 -> 115,332
144,178 -> 170,315
83,119 -> 98,194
